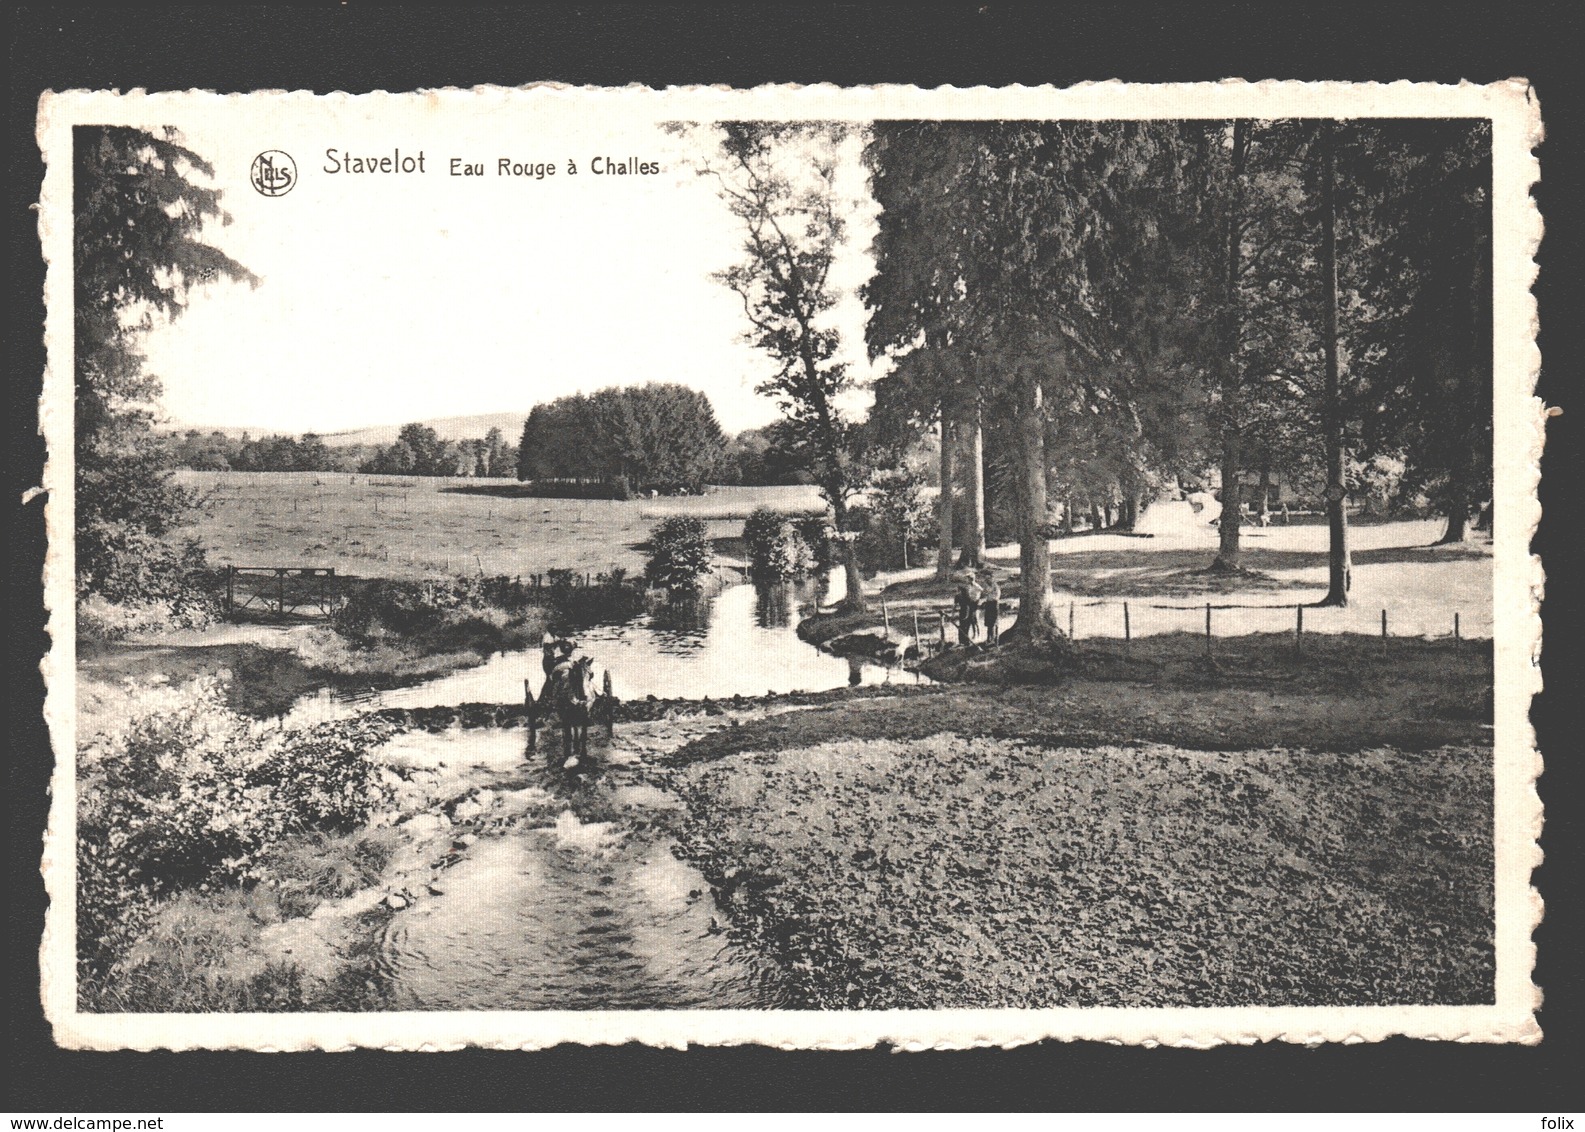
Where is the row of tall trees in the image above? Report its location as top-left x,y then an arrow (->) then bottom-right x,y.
165,429 -> 344,473
699,118 -> 1491,630
515,383 -> 726,492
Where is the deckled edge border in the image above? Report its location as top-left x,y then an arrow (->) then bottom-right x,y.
34,79 -> 1545,1051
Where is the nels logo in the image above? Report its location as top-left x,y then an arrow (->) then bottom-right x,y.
250,150 -> 297,197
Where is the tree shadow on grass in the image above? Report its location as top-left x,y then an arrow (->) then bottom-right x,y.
1353,544 -> 1491,566
879,537 -> 1489,603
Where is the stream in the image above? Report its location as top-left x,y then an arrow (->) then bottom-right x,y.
278,573 -> 921,1008
285,573 -> 920,726
368,725 -> 789,1010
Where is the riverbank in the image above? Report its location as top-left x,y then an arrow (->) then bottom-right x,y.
663,702 -> 1493,1008
80,639 -> 1494,1011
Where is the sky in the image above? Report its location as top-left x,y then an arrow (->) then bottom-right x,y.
132,100 -> 883,437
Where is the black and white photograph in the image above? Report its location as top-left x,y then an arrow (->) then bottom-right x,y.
36,81 -> 1541,1050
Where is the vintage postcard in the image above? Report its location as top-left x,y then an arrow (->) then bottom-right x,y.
37,81 -> 1543,1050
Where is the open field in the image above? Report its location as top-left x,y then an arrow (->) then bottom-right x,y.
172,471 -> 824,580
173,473 -> 1490,640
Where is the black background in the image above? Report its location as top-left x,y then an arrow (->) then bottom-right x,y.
8,2 -> 1582,1112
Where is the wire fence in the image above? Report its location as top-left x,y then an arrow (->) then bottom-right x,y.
883,594 -> 1491,651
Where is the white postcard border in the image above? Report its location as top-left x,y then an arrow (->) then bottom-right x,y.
37,79 -> 1544,1050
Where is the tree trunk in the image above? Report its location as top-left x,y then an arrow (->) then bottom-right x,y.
1256,460 -> 1272,522
958,396 -> 987,568
1089,502 -> 1104,531
1438,509 -> 1469,544
1318,120 -> 1353,606
1475,500 -> 1492,531
936,412 -> 955,579
1211,119 -> 1250,574
1211,433 -> 1243,570
1009,373 -> 1062,643
830,498 -> 867,612
1063,496 -> 1076,535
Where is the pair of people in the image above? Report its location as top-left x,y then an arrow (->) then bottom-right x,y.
540,637 -> 577,694
954,569 -> 1002,647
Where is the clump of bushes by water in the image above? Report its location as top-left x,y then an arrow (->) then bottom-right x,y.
332,575 -> 548,657
539,567 -> 647,629
645,516 -> 713,595
792,515 -> 837,572
744,506 -> 815,581
76,677 -> 401,996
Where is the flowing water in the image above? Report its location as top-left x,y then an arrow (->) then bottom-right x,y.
371,726 -> 788,1010
378,807 -> 786,1010
299,571 -> 916,1007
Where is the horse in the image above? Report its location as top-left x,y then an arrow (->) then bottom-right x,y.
550,654 -> 597,767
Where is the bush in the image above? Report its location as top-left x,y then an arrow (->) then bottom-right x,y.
853,503 -> 941,574
333,575 -> 544,643
644,516 -> 713,594
77,678 -> 397,975
75,526 -> 219,640
77,594 -> 202,642
792,515 -> 837,571
744,507 -> 814,581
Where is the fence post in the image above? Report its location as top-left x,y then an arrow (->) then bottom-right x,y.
1454,612 -> 1461,645
1205,602 -> 1213,658
277,570 -> 286,619
225,566 -> 235,619
1069,601 -> 1076,641
1381,609 -> 1388,639
1295,604 -> 1304,655
1123,601 -> 1131,646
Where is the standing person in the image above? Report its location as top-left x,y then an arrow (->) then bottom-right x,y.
954,573 -> 981,647
979,568 -> 1002,646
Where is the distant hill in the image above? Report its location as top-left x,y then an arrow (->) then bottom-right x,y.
163,411 -> 531,447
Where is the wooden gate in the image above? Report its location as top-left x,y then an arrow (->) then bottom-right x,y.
224,566 -> 339,620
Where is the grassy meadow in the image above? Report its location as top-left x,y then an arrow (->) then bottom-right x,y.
173,471 -> 825,580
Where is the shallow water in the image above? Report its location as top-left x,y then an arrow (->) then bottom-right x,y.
286,574 -> 923,725
378,809 -> 786,1010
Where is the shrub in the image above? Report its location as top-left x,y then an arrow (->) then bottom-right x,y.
792,515 -> 837,571
77,595 -> 182,642
76,678 -> 397,975
78,521 -> 217,611
855,506 -> 941,573
744,506 -> 814,581
333,576 -> 547,644
644,516 -> 713,594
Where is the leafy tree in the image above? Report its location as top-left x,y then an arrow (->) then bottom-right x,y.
75,126 -> 255,599
864,465 -> 935,571
693,122 -> 871,611
482,426 -> 508,477
645,516 -> 713,594
865,121 -> 1197,643
516,384 -> 724,490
